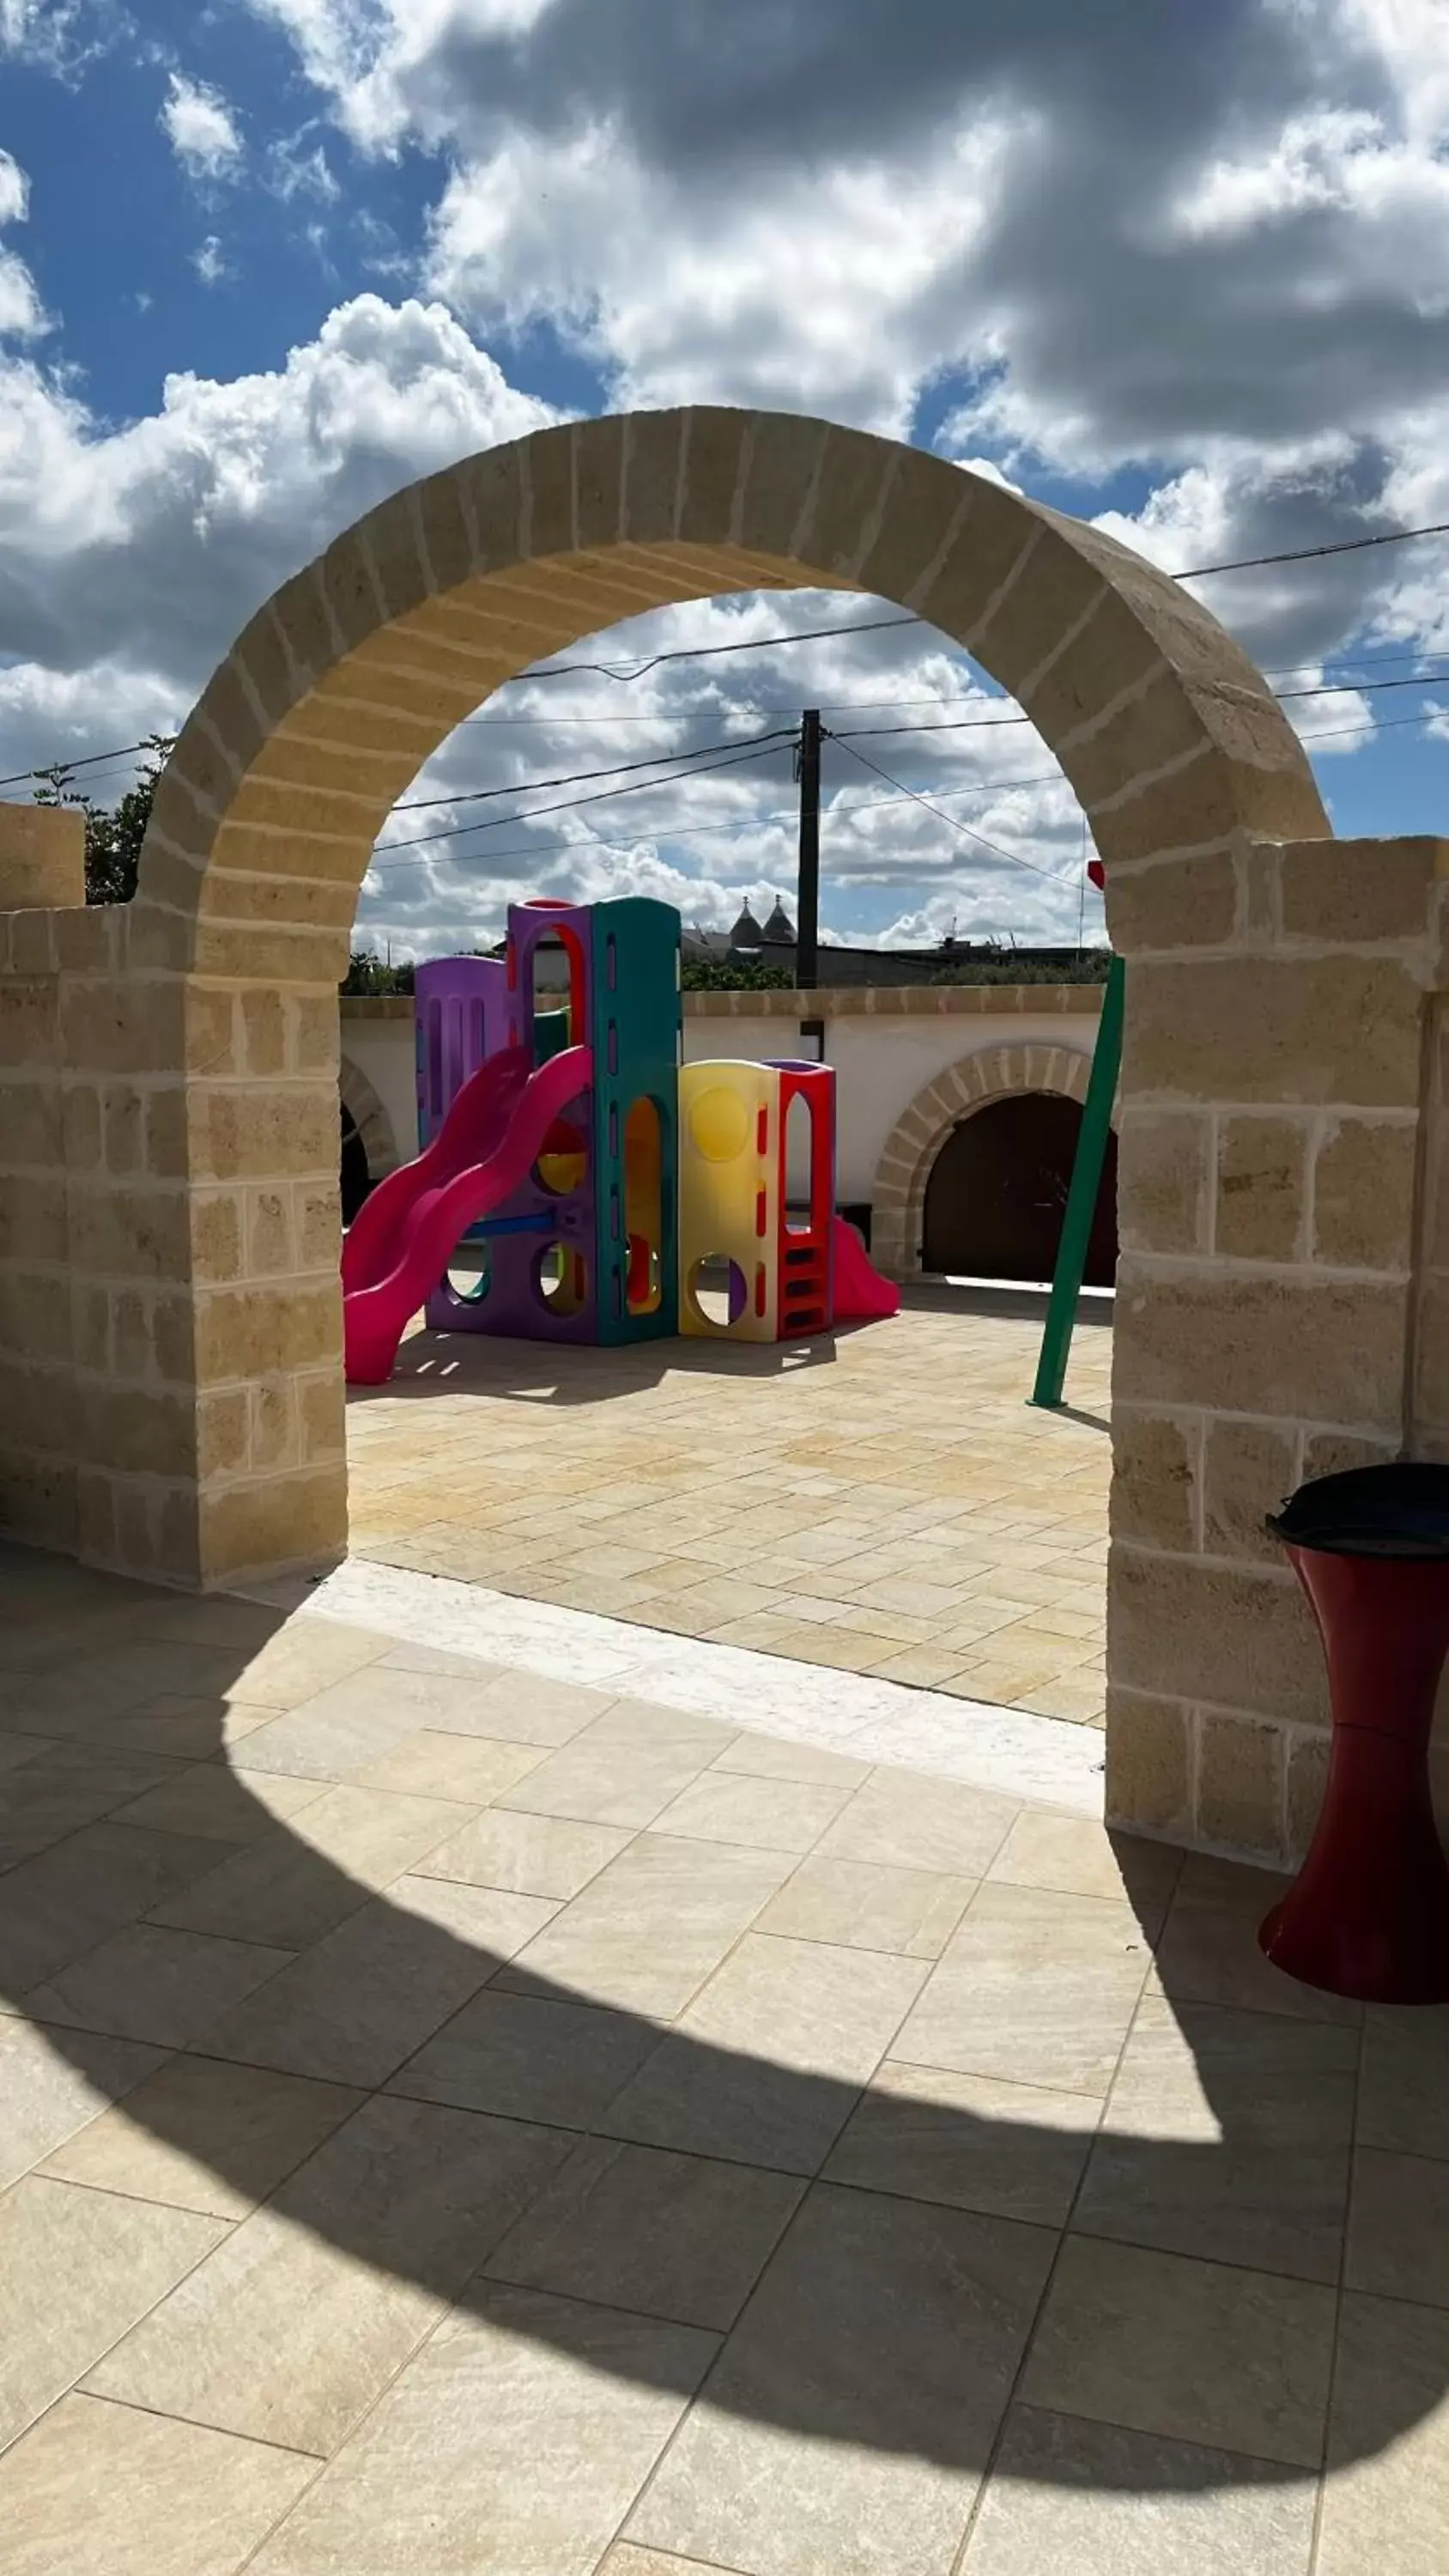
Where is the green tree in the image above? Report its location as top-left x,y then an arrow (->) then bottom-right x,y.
340,951 -> 415,995
680,957 -> 794,992
32,732 -> 176,906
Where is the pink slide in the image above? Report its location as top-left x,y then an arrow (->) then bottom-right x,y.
831,1215 -> 900,1322
342,1042 -> 591,1385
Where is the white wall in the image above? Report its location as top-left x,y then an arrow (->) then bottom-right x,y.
340,1013 -> 417,1170
341,996 -> 1104,1204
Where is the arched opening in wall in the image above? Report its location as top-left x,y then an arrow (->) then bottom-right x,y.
623,1097 -> 664,1315
527,926 -> 586,1055
339,1107 -> 372,1228
922,1094 -> 1119,1287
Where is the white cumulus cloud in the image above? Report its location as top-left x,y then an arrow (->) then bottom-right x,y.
161,71 -> 245,180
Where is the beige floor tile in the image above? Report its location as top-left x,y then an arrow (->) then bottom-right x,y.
1345,2147 -> 1449,2309
350,1729 -> 545,1802
1022,2234 -> 1337,2469
824,2059 -> 1099,2227
389,1988 -> 658,2128
1077,1996 -> 1356,2281
0,2393 -> 317,2574
410,1806 -> 631,1899
487,2135 -> 803,2330
1152,1856 -> 1361,2028
601,2551 -> 740,2576
27,1923 -> 296,2051
815,1771 -> 1020,1879
961,2404 -> 1318,2573
500,1834 -> 792,2020
0,2016 -> 165,2190
756,1854 -> 975,1959
648,1769 -> 852,1856
86,2096 -> 570,2457
227,1624 -> 396,1712
628,2184 -> 1055,2576
870,1643 -> 981,1688
1318,2291 -> 1449,2575
0,2176 -> 227,2450
149,1785 -> 476,1949
194,1874 -> 555,2087
41,2055 -> 364,2220
228,1668 -> 504,1783
987,1810 -> 1180,1935
102,1699 -> 282,1762
603,1933 -> 926,2172
494,1729 -> 719,1832
1357,2003 -> 1449,2158
894,1880 -> 1151,2098
1016,1674 -> 1108,1722
709,1736 -> 870,1790
0,1821 -> 243,1992
245,2286 -> 716,2576
112,1765 -> 330,1844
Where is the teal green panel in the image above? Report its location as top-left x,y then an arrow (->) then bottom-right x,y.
590,899 -> 682,1346
532,1007 -> 572,1066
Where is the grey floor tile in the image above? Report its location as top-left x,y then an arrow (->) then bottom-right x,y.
112,1765 -> 329,1844
1319,2291 -> 1449,2574
487,2135 -> 803,2330
0,2016 -> 166,2190
246,2286 -> 716,2576
603,1935 -> 927,2172
961,2404 -> 1317,2573
1022,2234 -> 1337,2469
824,2059 -> 1098,2227
0,2177 -> 227,2450
0,2392 -> 317,2575
756,1854 -> 974,1959
0,1822 -> 240,1990
227,1668 -> 493,1783
85,2095 -> 570,2456
894,1880 -> 1151,2098
195,1875 -> 554,2087
1358,2003 -> 1449,2158
986,1811 -> 1182,1940
1345,2147 -> 1449,2309
1076,1996 -> 1356,2281
41,2053 -> 365,2219
627,2184 -> 1055,2576
648,1770 -> 852,1856
0,1745 -> 186,1866
412,1807 -> 630,1900
27,1923 -> 295,2050
1152,1856 -> 1361,2026
148,1785 -> 475,1949
815,1770 -> 1020,1878
499,1834 -> 792,2019
389,1988 -> 658,2128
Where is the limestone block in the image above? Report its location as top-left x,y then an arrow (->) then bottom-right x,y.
1216,1116 -> 1307,1262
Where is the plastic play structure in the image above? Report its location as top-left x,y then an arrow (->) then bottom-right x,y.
341,896 -> 899,1384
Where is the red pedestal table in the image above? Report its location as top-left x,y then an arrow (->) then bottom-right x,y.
1259,1462 -> 1449,2005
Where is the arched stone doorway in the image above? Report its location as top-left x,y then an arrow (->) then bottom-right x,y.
924,1096 -> 1119,1285
1,404 -> 1328,1591
872,1041 -> 1102,1281
338,1053 -> 399,1224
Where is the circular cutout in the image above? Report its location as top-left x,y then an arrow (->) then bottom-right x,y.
688,1252 -> 748,1330
688,1086 -> 751,1164
442,1249 -> 490,1306
534,1115 -> 588,1197
534,1239 -> 588,1318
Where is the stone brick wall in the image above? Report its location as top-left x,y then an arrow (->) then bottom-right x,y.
1104,833 -> 1449,1866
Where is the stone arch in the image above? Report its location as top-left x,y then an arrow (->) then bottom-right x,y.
872,1041 -> 1100,1279
38,404 -> 1327,1586
337,1054 -> 400,1183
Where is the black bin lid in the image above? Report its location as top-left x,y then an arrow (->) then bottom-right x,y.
1267,1461 -> 1449,1560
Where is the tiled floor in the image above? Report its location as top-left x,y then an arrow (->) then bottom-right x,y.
3,1542 -> 1449,2571
349,1283 -> 1113,1724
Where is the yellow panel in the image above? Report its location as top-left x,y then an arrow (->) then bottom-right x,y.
678,1060 -> 779,1340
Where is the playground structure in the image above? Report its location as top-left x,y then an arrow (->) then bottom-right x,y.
340,896 -> 899,1384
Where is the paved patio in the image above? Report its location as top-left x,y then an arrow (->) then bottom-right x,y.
2,1541 -> 1448,2572
349,1285 -> 1112,1725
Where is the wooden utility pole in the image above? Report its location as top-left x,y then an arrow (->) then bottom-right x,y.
795,708 -> 822,989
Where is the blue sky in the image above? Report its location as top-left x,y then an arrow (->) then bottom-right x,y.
1,0 -> 1446,957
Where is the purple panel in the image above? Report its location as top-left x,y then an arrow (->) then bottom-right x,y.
414,956 -> 508,1146
502,901 -> 592,1054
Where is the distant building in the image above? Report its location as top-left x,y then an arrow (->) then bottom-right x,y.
682,894 -> 1100,987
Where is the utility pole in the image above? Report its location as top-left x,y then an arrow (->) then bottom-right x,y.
794,708 -> 822,991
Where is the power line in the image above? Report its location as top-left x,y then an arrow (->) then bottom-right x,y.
370,738 -> 787,859
828,732 -> 1072,885
390,725 -> 797,817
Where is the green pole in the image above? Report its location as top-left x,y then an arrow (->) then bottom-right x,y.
1029,951 -> 1125,1409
